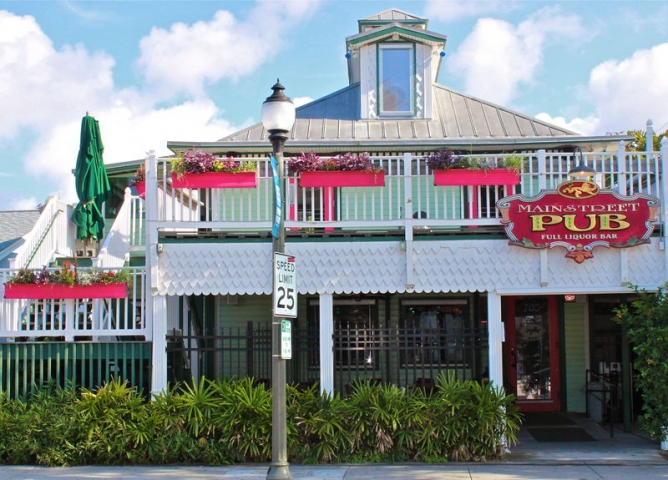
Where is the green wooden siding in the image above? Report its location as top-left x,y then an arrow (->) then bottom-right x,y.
563,302 -> 587,412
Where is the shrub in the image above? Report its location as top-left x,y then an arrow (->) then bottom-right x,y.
0,376 -> 521,466
615,284 -> 668,441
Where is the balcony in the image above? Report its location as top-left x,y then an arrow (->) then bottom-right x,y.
143,147 -> 662,241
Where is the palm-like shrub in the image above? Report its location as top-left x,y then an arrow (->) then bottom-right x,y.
0,375 -> 521,466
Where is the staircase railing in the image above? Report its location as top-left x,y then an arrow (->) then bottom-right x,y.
585,369 -> 621,437
95,188 -> 144,268
8,197 -> 74,270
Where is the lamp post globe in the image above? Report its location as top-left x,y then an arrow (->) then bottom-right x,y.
262,80 -> 295,480
262,80 -> 296,136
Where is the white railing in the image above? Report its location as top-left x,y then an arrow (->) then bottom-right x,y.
0,267 -> 147,341
95,188 -> 145,268
8,197 -> 75,269
142,145 -> 664,237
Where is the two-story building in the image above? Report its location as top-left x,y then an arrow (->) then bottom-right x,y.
2,9 -> 666,430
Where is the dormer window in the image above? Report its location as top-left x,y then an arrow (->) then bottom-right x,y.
379,44 -> 414,116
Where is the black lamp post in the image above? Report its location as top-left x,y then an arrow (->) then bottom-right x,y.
262,80 -> 295,480
568,147 -> 597,179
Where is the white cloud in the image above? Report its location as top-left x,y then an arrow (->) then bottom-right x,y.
9,197 -> 40,211
0,2 -> 322,207
535,113 -> 600,136
25,98 -> 237,203
424,0 -> 510,22
447,6 -> 587,106
0,10 -> 115,138
587,43 -> 668,134
137,0 -> 320,99
293,96 -> 313,108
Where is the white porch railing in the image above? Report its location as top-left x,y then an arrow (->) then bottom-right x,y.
8,197 -> 75,269
145,143 -> 664,236
0,267 -> 148,341
95,188 -> 145,268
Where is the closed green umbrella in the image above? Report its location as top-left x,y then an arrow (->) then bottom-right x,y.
71,114 -> 111,241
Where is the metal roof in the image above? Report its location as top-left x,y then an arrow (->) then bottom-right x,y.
168,83 -> 615,155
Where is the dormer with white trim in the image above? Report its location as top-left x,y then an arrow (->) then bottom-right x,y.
346,9 -> 447,120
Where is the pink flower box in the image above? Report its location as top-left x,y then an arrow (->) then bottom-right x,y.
171,171 -> 258,189
4,283 -> 128,299
299,170 -> 385,188
433,169 -> 520,186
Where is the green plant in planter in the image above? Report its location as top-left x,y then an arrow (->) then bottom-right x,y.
425,149 -> 523,173
171,150 -> 256,178
500,153 -> 524,173
287,151 -> 380,175
8,264 -> 133,287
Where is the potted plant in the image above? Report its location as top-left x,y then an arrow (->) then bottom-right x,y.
3,263 -> 132,299
130,165 -> 146,198
287,151 -> 385,187
426,149 -> 521,186
170,150 -> 258,189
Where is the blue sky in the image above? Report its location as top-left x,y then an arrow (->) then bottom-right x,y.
1,0 -> 667,209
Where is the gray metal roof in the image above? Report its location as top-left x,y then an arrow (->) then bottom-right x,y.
168,83 -> 597,155
0,209 -> 41,267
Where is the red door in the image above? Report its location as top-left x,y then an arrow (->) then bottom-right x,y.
505,296 -> 561,412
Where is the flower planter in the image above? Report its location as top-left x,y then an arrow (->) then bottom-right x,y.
433,168 -> 519,186
298,170 -> 385,188
4,283 -> 128,299
134,181 -> 146,198
171,171 -> 258,189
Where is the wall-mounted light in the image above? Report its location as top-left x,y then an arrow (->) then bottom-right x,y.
568,147 -> 597,179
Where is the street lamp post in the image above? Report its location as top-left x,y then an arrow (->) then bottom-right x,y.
262,80 -> 296,480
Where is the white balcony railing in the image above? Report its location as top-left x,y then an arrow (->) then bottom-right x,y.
8,197 -> 75,269
0,268 -> 147,341
143,143 -> 664,237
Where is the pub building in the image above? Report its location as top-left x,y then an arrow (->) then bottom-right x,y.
2,9 -> 666,434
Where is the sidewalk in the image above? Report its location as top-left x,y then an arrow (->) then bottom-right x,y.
0,419 -> 665,480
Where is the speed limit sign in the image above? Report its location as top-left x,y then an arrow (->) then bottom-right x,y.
273,253 -> 297,318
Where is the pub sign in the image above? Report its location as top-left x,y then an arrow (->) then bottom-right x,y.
497,180 -> 660,263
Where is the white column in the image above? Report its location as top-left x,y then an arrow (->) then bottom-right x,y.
487,291 -> 504,389
151,294 -> 168,396
319,293 -> 334,394
144,150 -> 168,396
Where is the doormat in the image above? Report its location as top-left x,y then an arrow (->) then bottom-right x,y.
522,412 -> 577,426
527,427 -> 595,442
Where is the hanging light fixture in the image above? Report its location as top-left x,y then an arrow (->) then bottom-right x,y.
567,147 -> 597,179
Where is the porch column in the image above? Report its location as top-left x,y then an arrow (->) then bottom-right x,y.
151,294 -> 168,395
487,291 -> 504,389
145,150 -> 168,396
319,293 -> 334,394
